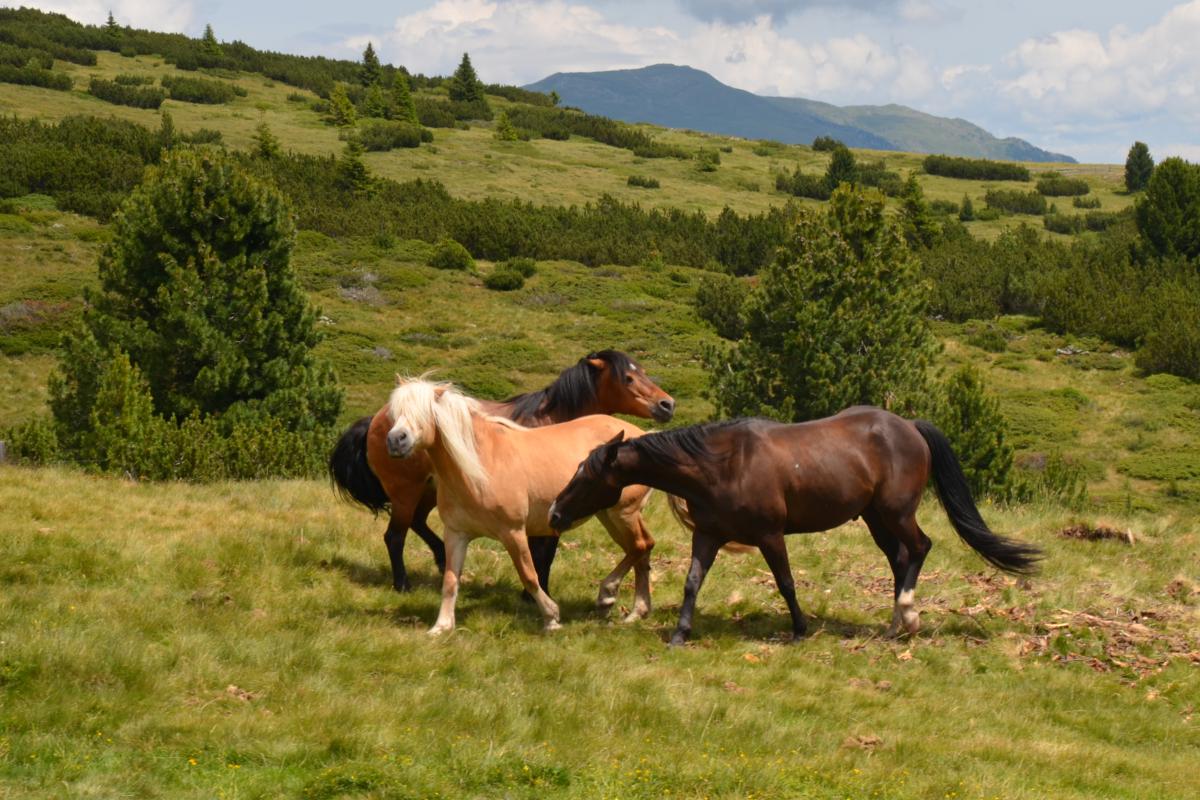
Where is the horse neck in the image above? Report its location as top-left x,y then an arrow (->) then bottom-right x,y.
494,390 -> 603,427
618,450 -> 709,505
422,412 -> 497,500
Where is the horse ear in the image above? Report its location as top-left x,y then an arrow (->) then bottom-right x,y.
586,356 -> 606,371
395,374 -> 404,386
432,384 -> 449,399
603,431 -> 625,463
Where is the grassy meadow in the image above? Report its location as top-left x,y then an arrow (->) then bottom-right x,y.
1,43 -> 1198,800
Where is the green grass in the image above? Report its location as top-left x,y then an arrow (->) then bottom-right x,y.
1,465 -> 1196,798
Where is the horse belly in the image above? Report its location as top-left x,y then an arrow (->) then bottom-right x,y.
781,468 -> 873,533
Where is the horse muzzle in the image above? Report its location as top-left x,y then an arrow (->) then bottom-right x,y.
386,429 -> 415,459
651,397 -> 676,423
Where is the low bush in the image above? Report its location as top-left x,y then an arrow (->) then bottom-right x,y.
428,238 -> 474,271
1072,195 -> 1102,209
88,77 -> 165,109
627,174 -> 660,189
114,73 -> 153,86
985,189 -> 1046,215
924,154 -> 1030,181
1037,174 -> 1090,196
501,257 -> 537,277
0,64 -> 71,90
160,74 -> 245,104
483,269 -> 525,291
355,119 -> 430,151
696,149 -> 720,172
811,135 -> 843,152
694,273 -> 748,340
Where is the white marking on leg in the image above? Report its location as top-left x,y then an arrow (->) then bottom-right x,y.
897,588 -> 919,635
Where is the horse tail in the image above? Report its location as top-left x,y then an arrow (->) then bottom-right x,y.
667,495 -> 755,554
328,416 -> 390,514
914,420 -> 1041,575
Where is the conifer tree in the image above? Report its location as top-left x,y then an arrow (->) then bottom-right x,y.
493,110 -> 519,141
390,71 -> 418,123
360,41 -> 381,87
336,140 -> 370,194
959,193 -> 975,221
705,185 -> 935,422
252,122 -> 281,159
825,145 -> 857,190
50,149 -> 341,439
448,52 -> 485,104
328,82 -> 357,127
1124,141 -> 1154,192
363,83 -> 387,118
1135,156 -> 1200,261
899,174 -> 938,249
201,23 -> 222,57
931,365 -> 1014,498
104,11 -> 120,37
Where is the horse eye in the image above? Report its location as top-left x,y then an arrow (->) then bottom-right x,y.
624,374 -> 634,384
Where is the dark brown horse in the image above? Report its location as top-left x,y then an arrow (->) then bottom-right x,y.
549,407 -> 1041,646
329,350 -> 674,592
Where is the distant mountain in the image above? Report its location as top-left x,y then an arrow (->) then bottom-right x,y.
526,64 -> 1075,163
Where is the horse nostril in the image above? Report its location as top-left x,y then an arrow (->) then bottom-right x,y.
660,399 -> 675,411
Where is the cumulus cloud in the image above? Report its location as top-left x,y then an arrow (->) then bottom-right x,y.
0,1 -> 195,32
1001,0 -> 1200,123
357,0 -> 934,102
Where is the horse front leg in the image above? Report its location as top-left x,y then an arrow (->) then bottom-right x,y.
410,482 -> 446,573
670,530 -> 721,647
757,532 -> 807,642
501,531 -> 561,632
428,529 -> 469,636
595,509 -> 655,622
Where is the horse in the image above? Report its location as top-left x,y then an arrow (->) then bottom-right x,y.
329,350 -> 673,592
382,377 -> 657,634
548,407 -> 1042,646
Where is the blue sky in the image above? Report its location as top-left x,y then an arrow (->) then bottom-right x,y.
11,1 -> 1200,163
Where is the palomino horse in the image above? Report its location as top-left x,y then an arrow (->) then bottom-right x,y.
383,377 -> 657,634
549,408 -> 1042,646
329,351 -> 673,592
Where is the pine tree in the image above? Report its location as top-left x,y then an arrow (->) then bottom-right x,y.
1135,156 -> 1200,261
360,42 -> 381,87
390,71 -> 418,123
104,11 -> 120,37
328,82 -> 357,127
336,140 -> 371,194
448,52 -> 485,103
493,110 -> 518,141
157,110 -> 176,152
50,149 -> 341,437
931,365 -> 1014,498
201,24 -> 222,57
363,83 -> 387,118
252,122 -> 281,159
959,194 -> 975,221
705,185 -> 936,422
825,145 -> 857,190
899,174 -> 938,249
1124,141 -> 1155,192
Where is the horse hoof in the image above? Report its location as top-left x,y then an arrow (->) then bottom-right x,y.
543,620 -> 562,633
668,633 -> 688,648
393,581 -> 413,593
427,624 -> 451,636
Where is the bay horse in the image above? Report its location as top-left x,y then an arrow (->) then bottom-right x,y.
329,350 -> 673,592
549,407 -> 1042,646
382,377 -> 657,634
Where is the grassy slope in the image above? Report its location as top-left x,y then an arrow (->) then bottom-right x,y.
1,466 -> 1197,799
1,50 -> 1198,799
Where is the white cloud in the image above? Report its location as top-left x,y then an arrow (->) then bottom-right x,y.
1,1 -> 195,32
357,0 -> 934,103
1001,1 -> 1200,123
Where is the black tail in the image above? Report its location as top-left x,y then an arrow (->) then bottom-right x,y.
328,416 -> 389,513
914,420 -> 1041,575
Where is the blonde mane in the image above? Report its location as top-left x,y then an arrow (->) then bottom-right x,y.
387,378 -> 489,492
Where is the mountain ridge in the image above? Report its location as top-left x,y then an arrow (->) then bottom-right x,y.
527,64 -> 1075,163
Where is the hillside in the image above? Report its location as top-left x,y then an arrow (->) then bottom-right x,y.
527,64 -> 1076,162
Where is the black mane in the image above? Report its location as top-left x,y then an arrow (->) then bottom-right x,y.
503,349 -> 637,424
586,419 -> 757,474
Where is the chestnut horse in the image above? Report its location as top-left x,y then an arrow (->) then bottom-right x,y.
329,351 -> 673,592
549,408 -> 1041,646
383,378 -> 657,633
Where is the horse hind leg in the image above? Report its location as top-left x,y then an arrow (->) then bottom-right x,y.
596,509 -> 655,622
757,531 -> 807,642
869,510 -> 932,637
